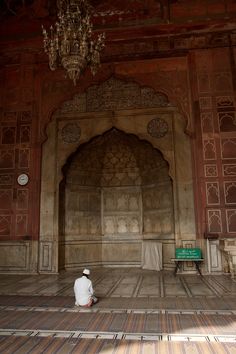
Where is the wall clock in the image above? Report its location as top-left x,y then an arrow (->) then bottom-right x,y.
17,173 -> 29,186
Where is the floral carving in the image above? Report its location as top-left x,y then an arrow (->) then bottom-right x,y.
61,123 -> 81,144
147,118 -> 168,138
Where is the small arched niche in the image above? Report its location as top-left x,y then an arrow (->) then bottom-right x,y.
59,128 -> 174,269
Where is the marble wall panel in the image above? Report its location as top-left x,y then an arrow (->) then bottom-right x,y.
0,242 -> 30,270
64,242 -> 102,269
40,242 -> 53,271
102,242 -> 141,265
209,240 -> 222,272
65,188 -> 101,237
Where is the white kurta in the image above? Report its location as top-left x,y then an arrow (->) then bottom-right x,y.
74,276 -> 94,306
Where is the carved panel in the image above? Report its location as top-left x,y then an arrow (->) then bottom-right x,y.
216,96 -> 235,109
1,127 -> 16,144
213,72 -> 233,92
199,97 -> 212,111
104,192 -> 140,212
197,73 -> 211,93
86,78 -> 169,111
2,112 -> 17,122
16,215 -> 28,236
0,150 -> 15,169
224,182 -> 236,205
226,209 -> 236,233
104,217 -> 115,234
223,164 -> 236,176
65,188 -> 101,236
208,240 -> 222,271
143,212 -> 172,234
201,113 -> 214,133
0,174 -> 13,185
16,189 -> 29,210
207,209 -> 222,233
40,242 -> 52,271
0,215 -> 11,236
19,111 -> 32,122
221,138 -> 236,159
0,189 -> 13,209
206,182 -> 220,205
203,139 -> 216,160
218,112 -> 236,132
20,125 -> 31,144
204,164 -> 218,177
19,149 -> 30,168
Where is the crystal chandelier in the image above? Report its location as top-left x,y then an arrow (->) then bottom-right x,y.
42,0 -> 105,85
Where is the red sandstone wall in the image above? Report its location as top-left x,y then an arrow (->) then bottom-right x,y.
193,48 -> 236,238
0,1 -> 236,243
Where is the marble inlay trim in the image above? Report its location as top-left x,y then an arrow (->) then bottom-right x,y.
0,328 -> 235,343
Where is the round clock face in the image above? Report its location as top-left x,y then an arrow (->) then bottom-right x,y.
17,173 -> 29,186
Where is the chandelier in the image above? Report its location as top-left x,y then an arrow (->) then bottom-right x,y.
42,0 -> 105,85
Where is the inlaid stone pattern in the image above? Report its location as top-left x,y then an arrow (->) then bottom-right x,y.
147,118 -> 168,138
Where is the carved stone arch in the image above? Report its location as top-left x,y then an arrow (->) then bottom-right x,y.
39,76 -> 196,273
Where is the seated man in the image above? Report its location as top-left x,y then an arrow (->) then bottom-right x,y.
74,268 -> 98,307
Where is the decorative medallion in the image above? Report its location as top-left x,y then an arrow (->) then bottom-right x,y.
147,118 -> 168,138
61,123 -> 81,143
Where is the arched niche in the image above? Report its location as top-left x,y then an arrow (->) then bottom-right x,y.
39,77 -> 196,273
59,128 -> 173,269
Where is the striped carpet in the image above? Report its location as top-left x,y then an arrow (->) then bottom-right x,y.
0,308 -> 235,335
0,295 -> 236,311
0,337 -> 235,354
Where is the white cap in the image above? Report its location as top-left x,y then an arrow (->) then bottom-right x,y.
83,268 -> 90,275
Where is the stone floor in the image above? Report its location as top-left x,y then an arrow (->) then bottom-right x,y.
1,267 -> 236,298
0,268 -> 236,353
